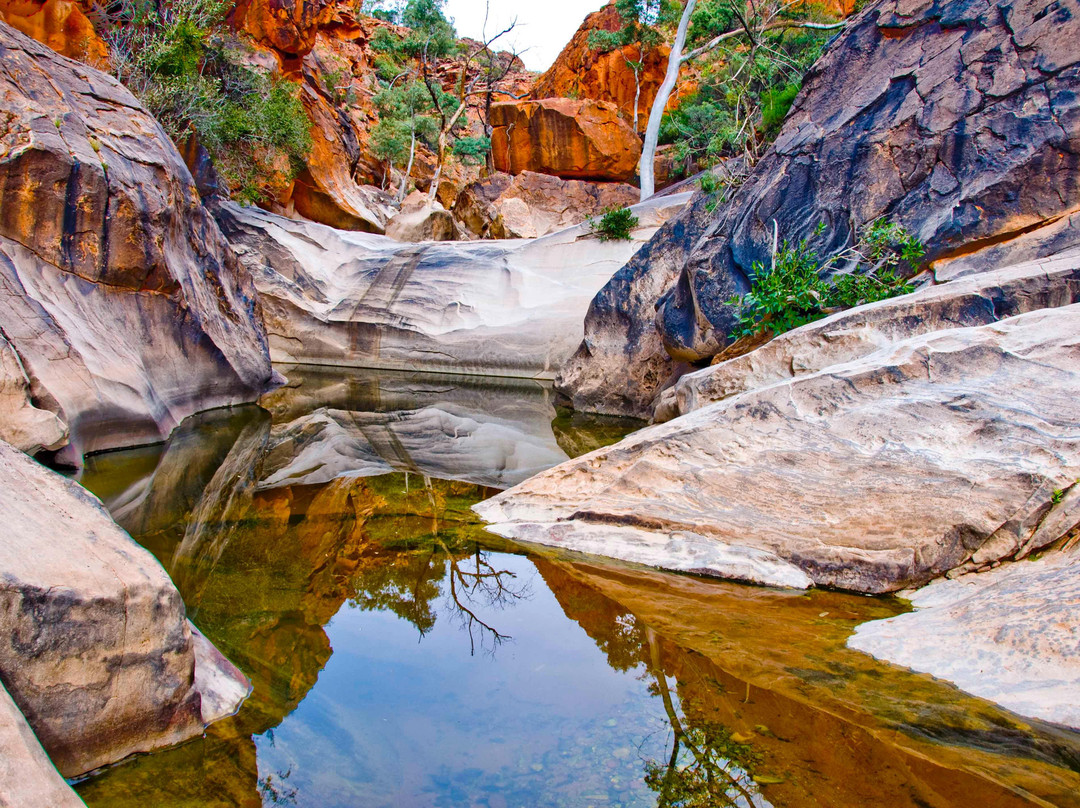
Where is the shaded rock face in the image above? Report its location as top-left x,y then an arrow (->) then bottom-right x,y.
217,193 -> 690,378
555,194 -> 716,418
491,98 -> 642,182
477,301 -> 1080,594
0,0 -> 107,66
454,171 -> 640,240
657,248 -> 1080,421
0,680 -> 85,808
0,330 -> 67,455
0,22 -> 274,464
531,3 -> 678,133
653,0 -> 1080,362
0,440 -> 250,778
851,548 -> 1080,731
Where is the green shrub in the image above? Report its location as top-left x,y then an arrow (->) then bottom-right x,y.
450,136 -> 491,165
591,207 -> 640,242
730,220 -> 922,339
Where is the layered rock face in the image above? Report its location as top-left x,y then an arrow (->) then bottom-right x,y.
230,0 -> 332,56
218,192 -> 690,378
0,440 -> 250,778
491,98 -> 642,182
477,296 -> 1080,594
454,171 -> 640,240
0,22 -> 274,464
562,0 -> 1080,417
531,3 -> 677,132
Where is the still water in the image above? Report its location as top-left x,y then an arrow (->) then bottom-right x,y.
73,367 -> 1080,808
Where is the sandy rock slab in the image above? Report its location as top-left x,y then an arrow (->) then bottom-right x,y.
850,549 -> 1080,731
0,440 -> 250,778
476,305 -> 1080,594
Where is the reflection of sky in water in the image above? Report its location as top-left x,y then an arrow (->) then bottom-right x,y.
252,554 -> 673,808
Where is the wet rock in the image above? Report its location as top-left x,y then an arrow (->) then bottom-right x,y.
656,248 -> 1080,422
0,680 -> 85,808
491,98 -> 642,183
651,0 -> 1080,362
0,22 -> 274,465
454,171 -> 640,240
850,548 -> 1080,731
0,440 -> 251,777
476,304 -> 1080,594
217,192 -> 690,378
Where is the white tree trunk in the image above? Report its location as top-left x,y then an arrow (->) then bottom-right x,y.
638,0 -> 697,201
396,129 -> 417,206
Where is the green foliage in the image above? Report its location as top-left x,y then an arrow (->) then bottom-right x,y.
101,0 -> 311,204
322,65 -> 356,107
729,221 -> 923,340
590,207 -> 640,242
451,136 -> 491,165
759,81 -> 801,137
644,721 -> 763,807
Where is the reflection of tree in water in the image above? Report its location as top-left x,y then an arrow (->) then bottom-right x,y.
257,768 -> 298,806
349,475 -> 530,656
644,631 -> 766,808
532,560 -> 767,808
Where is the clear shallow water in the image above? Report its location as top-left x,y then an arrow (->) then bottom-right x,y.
73,367 -> 1080,808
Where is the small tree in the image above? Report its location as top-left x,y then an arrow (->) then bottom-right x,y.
587,0 -> 678,131
371,79 -> 439,203
638,0 -> 847,200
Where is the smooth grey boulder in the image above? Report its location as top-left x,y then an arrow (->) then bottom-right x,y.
0,681 -> 85,808
475,304 -> 1080,594
850,548 -> 1080,731
217,193 -> 690,379
656,248 -> 1080,421
0,22 -> 273,465
0,440 -> 251,777
0,331 -> 67,455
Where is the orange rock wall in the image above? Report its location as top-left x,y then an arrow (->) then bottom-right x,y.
0,0 -> 107,67
490,98 -> 642,183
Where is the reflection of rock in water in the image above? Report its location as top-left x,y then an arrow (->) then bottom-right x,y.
533,559 -> 1080,808
258,366 -> 634,490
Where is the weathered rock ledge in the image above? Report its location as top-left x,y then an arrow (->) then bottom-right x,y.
0,439 -> 251,779
850,547 -> 1080,731
476,299 -> 1080,594
217,192 -> 690,379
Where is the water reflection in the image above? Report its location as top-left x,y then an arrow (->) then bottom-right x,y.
71,368 -> 1080,807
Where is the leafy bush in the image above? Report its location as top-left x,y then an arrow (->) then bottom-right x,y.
102,0 -> 311,204
730,220 -> 923,339
451,136 -> 491,165
591,207 -> 640,242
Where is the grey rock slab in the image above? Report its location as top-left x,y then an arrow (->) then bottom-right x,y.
476,305 -> 1080,593
0,439 -> 250,777
849,549 -> 1080,731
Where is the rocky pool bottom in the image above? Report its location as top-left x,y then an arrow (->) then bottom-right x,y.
70,367 -> 1080,808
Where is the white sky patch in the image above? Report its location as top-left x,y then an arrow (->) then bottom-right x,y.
443,0 -> 610,72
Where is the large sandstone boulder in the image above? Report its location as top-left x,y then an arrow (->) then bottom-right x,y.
454,171 -> 640,240
653,0 -> 1080,362
0,440 -> 250,777
0,22 -> 274,465
476,301 -> 1080,594
491,98 -> 642,183
656,247 -> 1080,421
562,0 -> 1080,417
384,193 -> 458,242
850,547 -> 1080,731
230,0 -> 333,57
0,680 -> 85,807
217,192 -> 691,378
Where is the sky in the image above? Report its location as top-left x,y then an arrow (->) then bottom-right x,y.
442,0 -> 610,72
